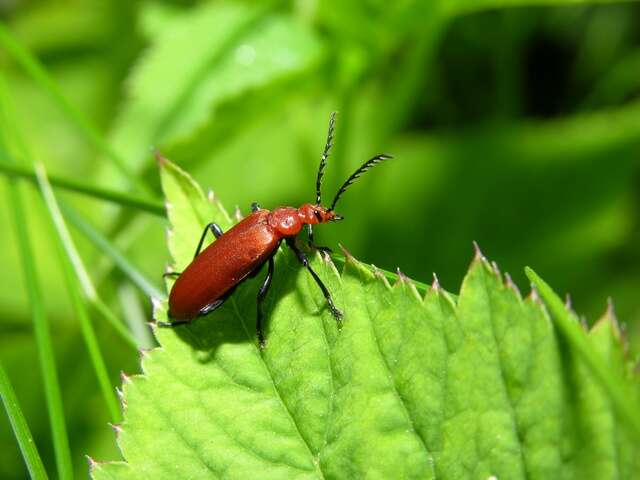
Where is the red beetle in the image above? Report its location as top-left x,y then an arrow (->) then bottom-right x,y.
161,113 -> 391,346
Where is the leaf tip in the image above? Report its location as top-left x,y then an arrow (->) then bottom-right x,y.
154,149 -> 168,166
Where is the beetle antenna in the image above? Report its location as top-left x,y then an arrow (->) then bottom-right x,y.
328,153 -> 392,212
316,112 -> 337,205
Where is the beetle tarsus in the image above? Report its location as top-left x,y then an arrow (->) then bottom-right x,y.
156,319 -> 190,327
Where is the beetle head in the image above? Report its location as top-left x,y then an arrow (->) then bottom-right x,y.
298,203 -> 343,225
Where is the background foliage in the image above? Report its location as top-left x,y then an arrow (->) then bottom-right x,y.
1,0 -> 640,478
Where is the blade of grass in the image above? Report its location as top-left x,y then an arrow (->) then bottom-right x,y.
0,161 -> 164,216
0,75 -> 138,350
60,201 -> 165,301
117,284 -> 156,349
0,360 -> 49,480
0,22 -> 152,197
0,78 -> 73,480
36,163 -> 121,423
525,266 -> 640,440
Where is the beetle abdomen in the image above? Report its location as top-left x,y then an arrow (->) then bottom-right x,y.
168,210 -> 280,320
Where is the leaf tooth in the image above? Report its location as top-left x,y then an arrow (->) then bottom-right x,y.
491,260 -> 501,278
526,283 -> 544,306
120,371 -> 133,385
138,348 -> 151,360
564,293 -> 573,311
338,243 -> 356,263
109,423 -> 124,436
579,315 -> 589,331
431,272 -> 441,292
504,272 -> 521,299
86,455 -> 97,469
606,297 -> 621,335
472,240 -> 487,263
371,264 -> 391,289
233,205 -> 243,222
394,267 -> 422,301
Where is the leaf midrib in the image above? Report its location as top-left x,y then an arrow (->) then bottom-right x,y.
228,295 -> 326,479
478,263 -> 529,480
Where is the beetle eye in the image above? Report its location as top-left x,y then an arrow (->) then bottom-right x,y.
313,211 -> 322,221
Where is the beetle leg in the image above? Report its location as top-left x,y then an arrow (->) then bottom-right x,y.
198,298 -> 226,316
286,238 -> 343,322
157,291 -> 231,328
251,202 -> 261,213
193,223 -> 224,259
256,256 -> 275,348
306,224 -> 333,254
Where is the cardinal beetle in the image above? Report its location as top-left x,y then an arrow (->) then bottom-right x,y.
161,112 -> 392,347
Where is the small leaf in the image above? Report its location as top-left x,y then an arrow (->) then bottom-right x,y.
107,3 -> 322,173
95,158 -> 640,479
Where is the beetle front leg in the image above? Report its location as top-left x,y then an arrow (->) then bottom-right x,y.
286,238 -> 342,322
193,222 -> 224,259
306,224 -> 333,254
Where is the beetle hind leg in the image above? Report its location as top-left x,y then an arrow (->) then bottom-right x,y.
193,223 -> 224,259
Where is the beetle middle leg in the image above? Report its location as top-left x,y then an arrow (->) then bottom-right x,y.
193,222 -> 224,259
286,238 -> 342,321
255,256 -> 275,348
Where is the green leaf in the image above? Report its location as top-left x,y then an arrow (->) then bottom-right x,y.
106,2 -> 322,174
94,158 -> 640,479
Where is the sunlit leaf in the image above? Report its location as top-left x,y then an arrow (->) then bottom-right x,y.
93,158 -> 640,479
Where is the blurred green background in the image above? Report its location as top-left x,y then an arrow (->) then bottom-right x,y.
2,0 -> 640,477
